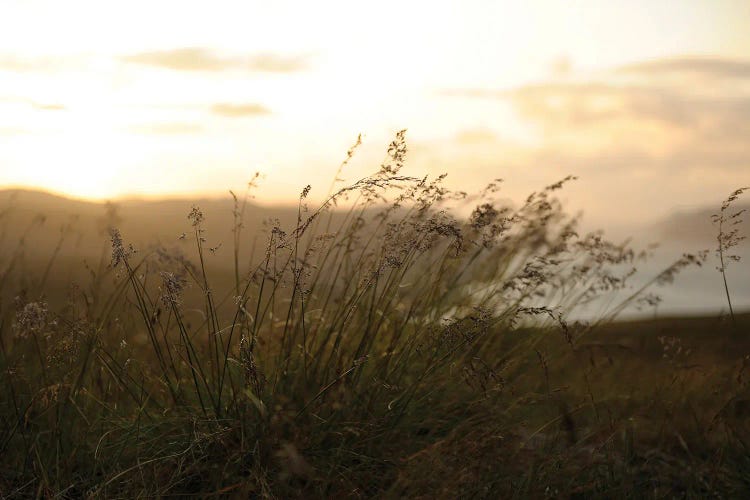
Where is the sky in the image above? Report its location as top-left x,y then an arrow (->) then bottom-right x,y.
0,0 -> 749,226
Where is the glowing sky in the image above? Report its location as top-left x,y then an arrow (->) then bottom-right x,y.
1,0 -> 748,225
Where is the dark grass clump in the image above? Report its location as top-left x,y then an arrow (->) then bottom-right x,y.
0,132 -> 748,498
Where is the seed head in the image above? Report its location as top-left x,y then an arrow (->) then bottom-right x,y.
160,271 -> 187,307
14,301 -> 50,339
188,206 -> 205,227
110,228 -> 135,268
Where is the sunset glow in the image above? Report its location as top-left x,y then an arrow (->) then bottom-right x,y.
1,0 -> 748,224
4,3 -> 750,493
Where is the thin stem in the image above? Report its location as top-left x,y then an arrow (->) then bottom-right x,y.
718,225 -> 736,326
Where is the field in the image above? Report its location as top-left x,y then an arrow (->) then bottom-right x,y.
1,134 -> 749,498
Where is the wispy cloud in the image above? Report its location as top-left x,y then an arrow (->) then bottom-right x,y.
129,122 -> 204,135
504,82 -> 750,139
438,55 -> 750,221
506,83 -> 707,129
244,53 -> 309,73
0,54 -> 80,73
211,103 -> 271,117
120,47 -> 308,73
444,83 -> 700,127
442,56 -> 750,134
0,96 -> 66,111
617,56 -> 750,80
30,102 -> 66,111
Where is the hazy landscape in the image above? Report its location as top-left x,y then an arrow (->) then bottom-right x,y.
1,160 -> 749,497
2,1 -> 750,498
2,187 -> 747,318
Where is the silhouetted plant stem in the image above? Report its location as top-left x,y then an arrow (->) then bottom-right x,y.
718,230 -> 736,326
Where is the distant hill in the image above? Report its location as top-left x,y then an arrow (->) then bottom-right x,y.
0,188 -> 304,267
0,189 -> 325,305
3,188 -> 747,265
4,188 -> 747,250
1,188 -> 748,317
652,203 -> 750,246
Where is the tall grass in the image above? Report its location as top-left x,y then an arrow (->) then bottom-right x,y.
713,187 -> 749,326
0,132 -> 748,497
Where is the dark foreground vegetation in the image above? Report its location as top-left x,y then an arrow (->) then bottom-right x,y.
1,132 -> 748,498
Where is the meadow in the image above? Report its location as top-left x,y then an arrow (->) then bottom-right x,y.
1,132 -> 748,498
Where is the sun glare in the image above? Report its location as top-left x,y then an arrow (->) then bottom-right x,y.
0,0 -> 747,217
3,112 -> 137,200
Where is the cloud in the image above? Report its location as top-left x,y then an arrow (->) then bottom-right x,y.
438,55 -> 750,224
30,102 -> 66,111
122,48 -> 228,71
0,96 -> 66,111
129,122 -> 203,135
444,56 -> 750,137
617,56 -> 750,80
444,82 -> 707,128
0,54 -> 79,73
246,53 -> 309,73
509,87 -> 749,169
121,48 -> 308,73
505,82 -> 750,133
211,103 -> 271,117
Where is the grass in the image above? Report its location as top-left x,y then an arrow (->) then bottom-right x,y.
0,131 -> 748,498
713,187 -> 749,327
